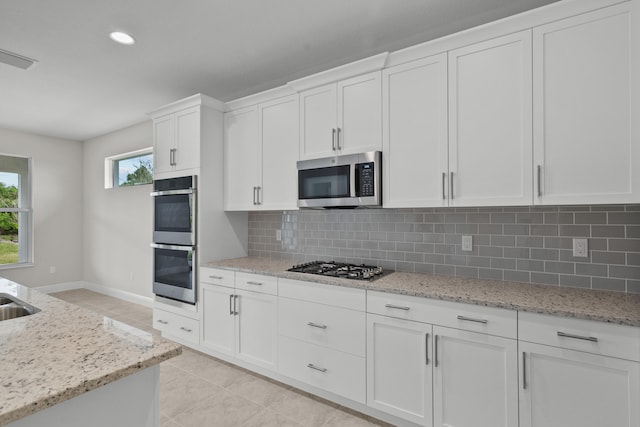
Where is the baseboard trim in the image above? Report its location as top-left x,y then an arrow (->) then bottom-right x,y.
35,281 -> 87,294
36,281 -> 154,308
84,282 -> 154,308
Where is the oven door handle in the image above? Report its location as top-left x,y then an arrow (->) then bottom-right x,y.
150,189 -> 195,197
150,243 -> 195,251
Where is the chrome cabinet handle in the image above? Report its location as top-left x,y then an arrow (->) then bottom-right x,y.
384,304 -> 410,311
307,322 -> 327,329
234,294 -> 239,315
457,315 -> 488,324
425,333 -> 430,365
156,319 -> 168,325
229,294 -> 234,315
557,331 -> 598,342
332,128 -> 336,151
537,165 -> 542,197
450,171 -> 454,200
180,326 -> 192,333
209,275 -> 224,280
307,363 -> 327,373
442,172 -> 446,200
252,187 -> 257,205
336,127 -> 341,150
169,148 -> 174,166
522,352 -> 527,389
246,281 -> 263,286
256,186 -> 262,205
434,334 -> 439,367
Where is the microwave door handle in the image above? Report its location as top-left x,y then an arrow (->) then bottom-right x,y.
351,164 -> 357,198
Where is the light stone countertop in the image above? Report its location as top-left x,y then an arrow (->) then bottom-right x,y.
0,279 -> 181,426
204,257 -> 640,327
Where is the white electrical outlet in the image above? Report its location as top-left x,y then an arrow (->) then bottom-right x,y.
461,235 -> 473,252
49,266 -> 56,274
573,238 -> 588,258
275,229 -> 282,242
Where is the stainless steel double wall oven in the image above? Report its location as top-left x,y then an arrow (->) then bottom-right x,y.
151,175 -> 197,304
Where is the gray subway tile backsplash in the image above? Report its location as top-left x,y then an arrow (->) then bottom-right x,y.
248,205 -> 640,293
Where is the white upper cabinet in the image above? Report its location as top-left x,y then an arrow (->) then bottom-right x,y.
382,53 -> 448,208
224,106 -> 259,210
149,94 -> 225,179
224,94 -> 299,211
259,95 -> 299,210
299,71 -> 382,159
153,106 -> 201,177
533,3 -> 638,204
448,30 -> 533,207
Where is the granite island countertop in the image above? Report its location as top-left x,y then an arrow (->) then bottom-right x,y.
204,257 -> 640,327
0,279 -> 181,426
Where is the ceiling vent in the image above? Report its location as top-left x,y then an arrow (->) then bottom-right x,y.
0,49 -> 37,70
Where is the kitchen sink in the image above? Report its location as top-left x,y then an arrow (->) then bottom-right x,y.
0,293 -> 40,321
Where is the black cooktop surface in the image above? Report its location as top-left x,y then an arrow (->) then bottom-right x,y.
288,261 -> 385,281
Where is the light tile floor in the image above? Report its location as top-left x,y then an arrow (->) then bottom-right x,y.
51,289 -> 391,427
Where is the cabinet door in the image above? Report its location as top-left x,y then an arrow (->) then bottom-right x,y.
200,284 -> 235,357
533,3 -> 638,204
383,54 -> 448,208
299,84 -> 337,159
259,94 -> 299,210
235,289 -> 278,371
519,341 -> 640,427
337,71 -> 382,155
367,313 -> 432,426
174,106 -> 201,172
433,326 -> 518,427
153,114 -> 175,176
224,106 -> 259,210
449,31 -> 533,206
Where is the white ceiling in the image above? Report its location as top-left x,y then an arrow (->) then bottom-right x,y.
0,0 -> 559,141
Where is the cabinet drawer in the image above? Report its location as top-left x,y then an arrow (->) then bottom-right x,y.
200,267 -> 234,287
278,336 -> 366,404
279,278 -> 365,311
153,308 -> 200,346
235,272 -> 278,295
279,298 -> 366,357
519,312 -> 640,362
367,291 -> 517,339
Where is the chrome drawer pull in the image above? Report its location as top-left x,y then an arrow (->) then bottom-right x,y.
522,352 -> 527,390
385,304 -> 410,311
246,281 -> 263,286
209,275 -> 224,280
180,326 -> 193,333
557,331 -> 598,342
307,363 -> 327,373
307,322 -> 327,329
156,319 -> 168,325
457,315 -> 488,324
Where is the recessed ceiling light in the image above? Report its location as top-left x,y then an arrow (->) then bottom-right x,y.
109,31 -> 135,45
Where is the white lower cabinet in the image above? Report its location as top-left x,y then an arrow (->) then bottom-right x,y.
153,307 -> 200,346
432,326 -> 518,427
277,278 -> 367,403
200,269 -> 278,371
519,312 -> 640,427
367,313 -> 433,426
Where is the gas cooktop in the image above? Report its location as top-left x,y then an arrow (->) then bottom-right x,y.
288,261 -> 385,281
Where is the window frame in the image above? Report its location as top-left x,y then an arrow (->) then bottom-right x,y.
104,147 -> 153,189
0,153 -> 33,269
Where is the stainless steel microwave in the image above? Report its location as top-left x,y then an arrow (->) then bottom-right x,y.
297,151 -> 381,208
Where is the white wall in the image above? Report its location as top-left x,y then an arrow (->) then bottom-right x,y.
0,127 -> 84,286
82,121 -> 155,298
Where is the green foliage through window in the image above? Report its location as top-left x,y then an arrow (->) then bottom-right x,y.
114,153 -> 153,187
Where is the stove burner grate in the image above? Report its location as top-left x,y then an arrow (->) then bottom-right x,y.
288,261 -> 384,281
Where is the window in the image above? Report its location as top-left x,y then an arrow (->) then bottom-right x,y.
105,148 -> 153,189
0,154 -> 32,267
